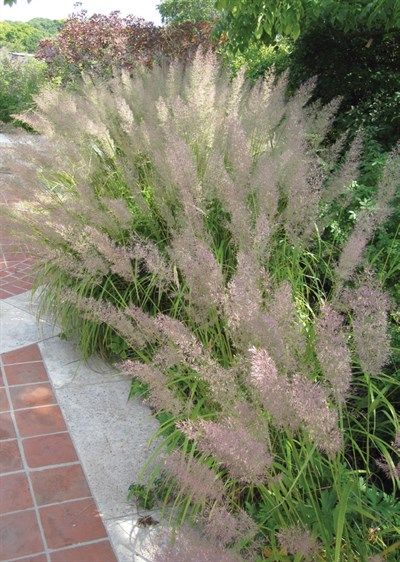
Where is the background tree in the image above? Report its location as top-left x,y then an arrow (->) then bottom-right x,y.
0,21 -> 42,52
28,18 -> 64,35
0,19 -> 63,52
158,0 -> 218,23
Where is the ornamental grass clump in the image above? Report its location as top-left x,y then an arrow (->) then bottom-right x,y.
1,51 -> 399,561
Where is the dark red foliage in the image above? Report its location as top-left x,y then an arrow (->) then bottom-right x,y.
36,11 -> 215,80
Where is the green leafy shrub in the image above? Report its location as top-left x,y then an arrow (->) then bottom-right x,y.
286,22 -> 400,375
0,51 -> 47,124
2,52 -> 399,561
221,38 -> 292,81
289,24 -> 400,149
216,3 -> 400,155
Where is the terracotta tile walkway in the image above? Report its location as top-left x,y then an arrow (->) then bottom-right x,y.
0,180 -> 35,301
0,343 -> 117,562
0,248 -> 35,300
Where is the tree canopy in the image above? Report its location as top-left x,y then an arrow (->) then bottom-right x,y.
0,21 -> 42,52
28,18 -> 64,35
0,19 -> 63,52
217,0 -> 400,48
158,0 -> 218,23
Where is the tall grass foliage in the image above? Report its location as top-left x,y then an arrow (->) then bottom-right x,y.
2,51 -> 399,561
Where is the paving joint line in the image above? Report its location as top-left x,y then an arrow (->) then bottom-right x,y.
2,495 -> 94,517
2,460 -> 82,477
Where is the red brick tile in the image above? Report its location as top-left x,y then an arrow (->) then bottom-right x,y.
0,235 -> 14,243
0,510 -> 44,559
9,269 -> 31,277
4,362 -> 48,385
15,405 -> 66,438
0,472 -> 33,514
14,280 -> 33,290
0,412 -> 16,440
4,288 -> 24,298
0,371 -> 4,386
15,288 -> 29,296
50,541 -> 117,562
2,344 -> 42,365
10,383 -> 56,410
0,283 -> 23,294
0,440 -> 22,474
10,279 -> 25,287
0,288 -> 12,299
5,266 -> 22,275
31,464 -> 91,506
3,260 -> 21,267
24,432 -> 78,469
8,265 -> 34,276
0,387 -> 9,412
40,498 -> 107,549
2,275 -> 22,283
3,252 -> 28,261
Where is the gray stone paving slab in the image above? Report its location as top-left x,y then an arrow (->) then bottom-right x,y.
0,298 -> 58,353
54,379 -> 159,519
39,338 -> 126,388
4,289 -> 41,315
38,334 -> 82,369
